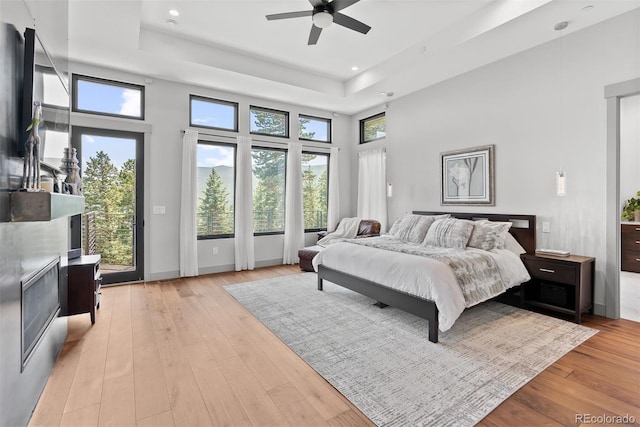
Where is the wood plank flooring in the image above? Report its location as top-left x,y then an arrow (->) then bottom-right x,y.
29,266 -> 639,427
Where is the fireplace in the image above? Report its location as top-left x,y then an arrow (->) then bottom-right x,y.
21,257 -> 60,371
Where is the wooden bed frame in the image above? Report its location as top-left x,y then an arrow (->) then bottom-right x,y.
317,212 -> 536,343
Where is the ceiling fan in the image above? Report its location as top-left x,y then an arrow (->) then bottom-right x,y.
266,0 -> 371,45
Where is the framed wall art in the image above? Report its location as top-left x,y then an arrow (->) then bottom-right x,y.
441,144 -> 495,205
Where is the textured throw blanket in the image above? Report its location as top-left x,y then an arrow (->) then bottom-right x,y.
318,217 -> 361,247
349,236 -> 508,307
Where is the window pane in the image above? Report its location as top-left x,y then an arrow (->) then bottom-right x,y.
190,96 -> 238,131
40,71 -> 69,108
250,106 -> 289,137
360,113 -> 386,143
299,115 -> 331,142
252,148 -> 285,233
302,153 -> 328,230
74,76 -> 143,119
197,144 -> 235,237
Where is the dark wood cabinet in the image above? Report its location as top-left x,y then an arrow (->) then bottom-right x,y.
520,253 -> 594,324
621,223 -> 640,273
63,255 -> 101,324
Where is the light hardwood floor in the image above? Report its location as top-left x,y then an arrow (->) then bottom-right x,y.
29,266 -> 639,427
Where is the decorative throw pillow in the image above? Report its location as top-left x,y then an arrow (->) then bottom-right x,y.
389,214 -> 449,243
467,220 -> 512,251
423,218 -> 475,249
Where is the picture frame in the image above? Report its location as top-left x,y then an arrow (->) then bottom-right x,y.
441,144 -> 495,205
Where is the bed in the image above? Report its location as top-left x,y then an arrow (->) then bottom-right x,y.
313,212 -> 536,343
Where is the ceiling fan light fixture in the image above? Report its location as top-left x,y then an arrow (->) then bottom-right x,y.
312,10 -> 333,28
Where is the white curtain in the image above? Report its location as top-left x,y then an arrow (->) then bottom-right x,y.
283,143 -> 304,264
357,147 -> 388,231
234,136 -> 255,271
180,129 -> 199,277
326,146 -> 340,232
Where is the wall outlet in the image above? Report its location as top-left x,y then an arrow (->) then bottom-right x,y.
153,205 -> 166,215
212,247 -> 219,255
542,221 -> 550,233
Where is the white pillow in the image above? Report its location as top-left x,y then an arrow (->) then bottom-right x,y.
424,218 -> 475,249
503,232 -> 527,255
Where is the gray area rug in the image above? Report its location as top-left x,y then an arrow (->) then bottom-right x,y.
224,273 -> 597,427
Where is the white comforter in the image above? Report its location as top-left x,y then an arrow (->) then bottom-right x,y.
312,241 -> 530,332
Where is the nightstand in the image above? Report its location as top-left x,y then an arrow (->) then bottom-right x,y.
63,254 -> 102,324
520,253 -> 595,324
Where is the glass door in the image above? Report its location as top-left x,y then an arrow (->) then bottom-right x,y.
72,126 -> 144,284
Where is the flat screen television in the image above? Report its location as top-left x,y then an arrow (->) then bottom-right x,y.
18,28 -> 70,172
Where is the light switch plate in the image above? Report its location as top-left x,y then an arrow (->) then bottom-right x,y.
542,221 -> 550,233
153,205 -> 166,215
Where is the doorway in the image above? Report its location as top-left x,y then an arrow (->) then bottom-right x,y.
72,126 -> 144,284
619,93 -> 640,321
605,78 -> 640,321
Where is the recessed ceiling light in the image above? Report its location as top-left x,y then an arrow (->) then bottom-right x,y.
380,92 -> 386,96
351,66 -> 358,71
167,19 -> 177,28
169,9 -> 180,17
582,5 -> 594,12
554,21 -> 569,31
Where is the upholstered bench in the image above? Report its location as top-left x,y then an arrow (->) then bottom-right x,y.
298,219 -> 381,272
299,245 -> 323,272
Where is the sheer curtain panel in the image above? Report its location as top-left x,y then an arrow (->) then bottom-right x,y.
235,136 -> 255,271
283,143 -> 304,264
357,147 -> 388,231
326,146 -> 340,232
180,129 -> 199,277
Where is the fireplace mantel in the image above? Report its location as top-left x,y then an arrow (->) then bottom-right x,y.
8,192 -> 84,222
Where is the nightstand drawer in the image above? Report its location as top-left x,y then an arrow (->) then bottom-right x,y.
526,259 -> 576,284
622,251 -> 640,273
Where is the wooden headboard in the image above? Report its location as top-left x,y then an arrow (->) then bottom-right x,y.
413,211 -> 537,254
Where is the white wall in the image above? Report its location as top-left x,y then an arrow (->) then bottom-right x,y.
351,10 -> 640,312
68,63 -> 353,280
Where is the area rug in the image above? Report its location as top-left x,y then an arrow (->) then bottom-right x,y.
224,273 -> 597,427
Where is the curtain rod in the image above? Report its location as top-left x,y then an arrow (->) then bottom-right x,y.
180,129 -> 338,151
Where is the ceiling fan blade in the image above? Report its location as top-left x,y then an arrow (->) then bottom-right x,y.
308,0 -> 328,7
333,12 -> 371,34
308,24 -> 322,45
266,10 -> 312,21
329,0 -> 359,12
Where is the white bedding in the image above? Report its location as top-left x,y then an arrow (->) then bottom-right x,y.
312,240 -> 530,332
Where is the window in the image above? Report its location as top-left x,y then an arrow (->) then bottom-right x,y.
37,66 -> 68,108
197,142 -> 235,239
302,152 -> 329,231
250,106 -> 289,138
252,148 -> 286,234
190,95 -> 238,132
299,115 -> 331,143
360,112 -> 386,144
72,75 -> 144,119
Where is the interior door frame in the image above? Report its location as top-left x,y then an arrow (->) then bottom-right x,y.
71,125 -> 145,284
605,77 -> 640,319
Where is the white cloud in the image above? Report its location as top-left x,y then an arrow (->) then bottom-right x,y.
119,89 -> 141,117
201,146 -> 234,167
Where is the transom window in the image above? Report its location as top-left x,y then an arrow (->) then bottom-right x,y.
360,112 -> 386,144
250,106 -> 289,138
196,142 -> 236,239
72,75 -> 144,120
299,114 -> 331,143
190,95 -> 238,132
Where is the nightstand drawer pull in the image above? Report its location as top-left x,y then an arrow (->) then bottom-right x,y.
539,268 -> 556,273
636,228 -> 640,231
636,258 -> 640,262
636,241 -> 640,244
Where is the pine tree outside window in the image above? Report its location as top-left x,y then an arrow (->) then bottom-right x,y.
196,142 -> 235,239
250,106 -> 289,138
302,152 -> 328,231
360,112 -> 386,144
252,148 -> 286,234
